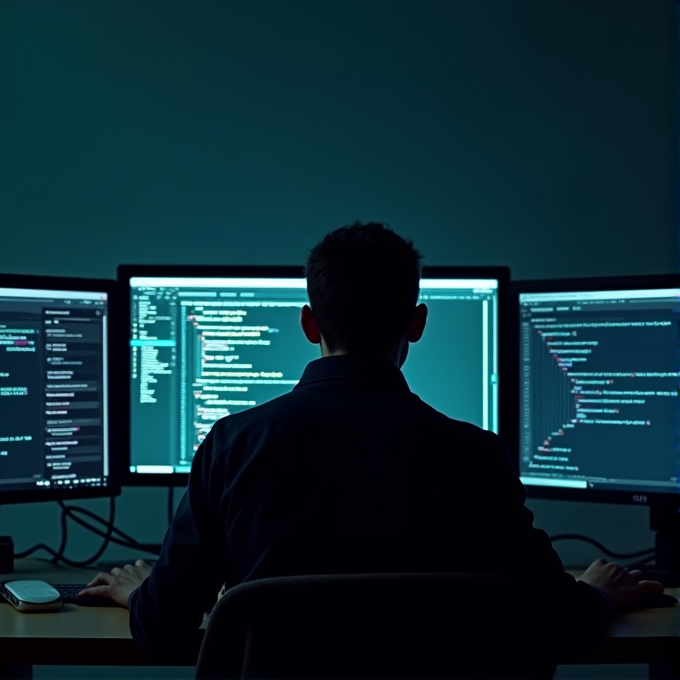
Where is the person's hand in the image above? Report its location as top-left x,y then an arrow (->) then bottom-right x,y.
578,558 -> 664,611
79,560 -> 154,608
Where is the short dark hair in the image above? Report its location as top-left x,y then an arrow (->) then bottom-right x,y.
305,221 -> 423,353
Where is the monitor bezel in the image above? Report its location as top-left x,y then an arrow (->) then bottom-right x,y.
119,264 -> 511,487
511,273 -> 680,510
0,273 -> 121,505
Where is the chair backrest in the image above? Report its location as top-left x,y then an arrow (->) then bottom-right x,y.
195,572 -> 564,680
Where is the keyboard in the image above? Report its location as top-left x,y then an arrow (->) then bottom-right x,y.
631,592 -> 678,610
52,583 -> 121,607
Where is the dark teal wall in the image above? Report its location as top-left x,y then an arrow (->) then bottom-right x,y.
1,0 -> 676,280
0,0 -> 677,631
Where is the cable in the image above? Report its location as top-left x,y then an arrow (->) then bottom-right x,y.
15,543 -> 59,559
14,498 -> 162,565
58,503 -> 150,549
550,534 -> 655,559
14,503 -> 79,561
15,497 -> 116,567
52,507 -> 69,562
48,499 -> 71,563
58,504 -> 161,554
167,486 -> 174,525
627,554 -> 656,568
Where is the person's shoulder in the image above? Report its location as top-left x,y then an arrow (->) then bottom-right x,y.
407,398 -> 513,485
408,393 -> 502,449
210,390 -> 299,439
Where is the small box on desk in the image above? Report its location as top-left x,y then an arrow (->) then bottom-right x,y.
0,536 -> 14,573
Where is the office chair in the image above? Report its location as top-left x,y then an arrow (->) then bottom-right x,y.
195,572 -> 576,680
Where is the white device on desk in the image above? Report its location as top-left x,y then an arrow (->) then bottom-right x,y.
2,580 -> 62,612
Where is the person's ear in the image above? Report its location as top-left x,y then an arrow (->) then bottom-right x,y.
405,303 -> 428,343
300,304 -> 322,345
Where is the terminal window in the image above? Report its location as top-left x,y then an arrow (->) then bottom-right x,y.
0,287 -> 110,493
519,288 -> 680,495
129,277 -> 499,475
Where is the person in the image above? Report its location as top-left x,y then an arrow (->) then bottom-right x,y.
81,222 -> 663,663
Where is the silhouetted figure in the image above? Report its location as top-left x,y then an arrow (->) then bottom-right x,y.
83,222 -> 663,667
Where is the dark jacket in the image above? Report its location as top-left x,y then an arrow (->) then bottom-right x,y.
129,355 -> 610,662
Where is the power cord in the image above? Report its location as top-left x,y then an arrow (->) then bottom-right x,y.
13,498 -> 162,567
550,534 -> 655,560
57,502 -> 161,554
14,497 -> 116,567
628,553 -> 656,567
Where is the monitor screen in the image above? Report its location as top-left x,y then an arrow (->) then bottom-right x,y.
125,270 -> 502,480
518,282 -> 680,502
0,279 -> 116,501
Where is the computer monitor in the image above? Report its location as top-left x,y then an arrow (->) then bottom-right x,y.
0,274 -> 120,504
514,274 -> 680,510
119,265 -> 510,486
514,274 -> 680,582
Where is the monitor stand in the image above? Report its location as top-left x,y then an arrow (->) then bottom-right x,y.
630,507 -> 680,588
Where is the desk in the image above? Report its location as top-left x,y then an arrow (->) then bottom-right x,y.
1,560 -> 679,671
0,559 -> 153,668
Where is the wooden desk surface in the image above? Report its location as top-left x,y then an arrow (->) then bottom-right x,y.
1,560 -> 678,666
0,559 -> 151,665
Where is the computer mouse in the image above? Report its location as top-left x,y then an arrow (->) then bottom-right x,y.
631,592 -> 678,609
2,580 -> 62,612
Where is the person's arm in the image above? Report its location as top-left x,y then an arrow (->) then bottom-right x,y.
473,431 -> 612,637
128,426 -> 232,663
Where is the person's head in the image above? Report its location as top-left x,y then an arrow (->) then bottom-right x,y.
301,221 -> 427,366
